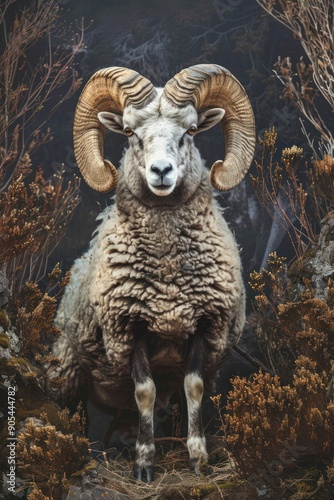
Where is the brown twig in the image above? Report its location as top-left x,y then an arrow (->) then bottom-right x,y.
251,128 -> 317,264
0,0 -> 84,293
232,344 -> 274,375
257,0 -> 334,155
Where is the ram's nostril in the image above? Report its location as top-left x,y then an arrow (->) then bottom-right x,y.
150,165 -> 161,175
162,164 -> 173,176
150,163 -> 173,177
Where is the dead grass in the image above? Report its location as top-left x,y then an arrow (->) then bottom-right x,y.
98,442 -> 241,499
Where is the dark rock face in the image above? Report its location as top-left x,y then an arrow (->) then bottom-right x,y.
308,212 -> 334,299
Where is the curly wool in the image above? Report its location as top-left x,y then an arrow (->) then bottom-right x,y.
54,169 -> 245,409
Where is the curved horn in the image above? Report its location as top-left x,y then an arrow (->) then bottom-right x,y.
73,67 -> 157,192
163,64 -> 256,191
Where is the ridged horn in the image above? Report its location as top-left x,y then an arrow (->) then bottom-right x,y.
163,64 -> 256,191
73,67 -> 157,192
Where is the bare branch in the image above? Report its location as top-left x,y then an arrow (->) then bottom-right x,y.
257,0 -> 334,155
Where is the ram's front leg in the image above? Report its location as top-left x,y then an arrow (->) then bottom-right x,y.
184,333 -> 208,474
131,335 -> 156,482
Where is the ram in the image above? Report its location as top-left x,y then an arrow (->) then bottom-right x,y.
53,64 -> 256,482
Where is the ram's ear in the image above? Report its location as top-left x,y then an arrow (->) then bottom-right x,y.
98,111 -> 126,135
196,108 -> 225,133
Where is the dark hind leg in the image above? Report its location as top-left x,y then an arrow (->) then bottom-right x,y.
184,333 -> 208,474
131,335 -> 156,482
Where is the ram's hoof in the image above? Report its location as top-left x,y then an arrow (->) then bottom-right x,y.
189,458 -> 201,476
134,464 -> 155,482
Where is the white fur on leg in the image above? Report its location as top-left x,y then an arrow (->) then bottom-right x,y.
134,378 -> 156,470
135,378 -> 156,417
135,441 -> 156,467
184,373 -> 204,413
187,435 -> 208,461
184,373 -> 208,462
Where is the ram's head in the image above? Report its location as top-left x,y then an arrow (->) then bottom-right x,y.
73,65 -> 256,199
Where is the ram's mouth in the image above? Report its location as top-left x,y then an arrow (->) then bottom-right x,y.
149,183 -> 174,197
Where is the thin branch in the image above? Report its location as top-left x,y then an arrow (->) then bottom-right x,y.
233,344 -> 274,375
257,0 -> 334,155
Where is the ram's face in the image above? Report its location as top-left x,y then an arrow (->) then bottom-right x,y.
98,96 -> 225,198
123,104 -> 200,197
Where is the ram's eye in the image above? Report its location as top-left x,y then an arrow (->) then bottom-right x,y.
124,127 -> 133,137
187,126 -> 197,136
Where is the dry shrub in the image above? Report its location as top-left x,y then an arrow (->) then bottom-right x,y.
0,0 -> 84,293
10,281 -> 59,354
310,154 -> 334,217
250,252 -> 334,377
225,356 -> 334,475
228,3 -> 334,493
17,404 -> 92,499
0,163 -> 80,295
0,264 -> 69,398
0,0 -> 83,181
225,371 -> 298,474
222,262 -> 334,496
0,270 -> 74,487
0,0 -> 81,445
251,128 -> 334,267
257,0 -> 334,155
251,128 -> 316,262
0,3 -> 93,498
225,127 -> 334,489
26,486 -> 51,500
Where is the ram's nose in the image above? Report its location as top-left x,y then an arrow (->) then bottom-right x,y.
147,159 -> 176,195
150,161 -> 173,179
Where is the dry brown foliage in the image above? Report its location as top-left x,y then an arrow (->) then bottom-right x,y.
10,281 -> 59,356
0,168 -> 79,293
251,128 -> 317,262
0,0 -> 84,292
224,356 -> 334,474
2,266 -> 71,394
17,404 -> 92,499
251,128 -> 334,263
250,252 -> 334,377
310,154 -> 334,218
222,124 -> 334,494
218,254 -> 334,496
0,4 -> 93,498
